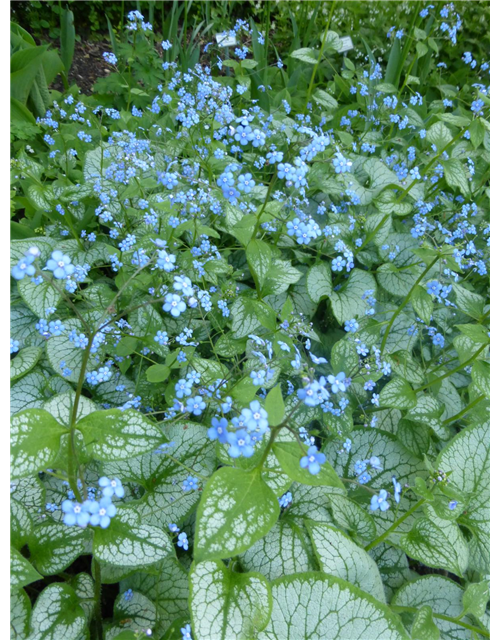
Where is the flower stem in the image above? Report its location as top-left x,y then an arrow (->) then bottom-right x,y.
305,1 -> 336,108
93,560 -> 103,640
364,498 -> 425,551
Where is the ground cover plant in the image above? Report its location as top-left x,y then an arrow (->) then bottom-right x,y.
10,2 -> 490,639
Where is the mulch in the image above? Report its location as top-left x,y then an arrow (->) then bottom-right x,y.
51,39 -> 111,95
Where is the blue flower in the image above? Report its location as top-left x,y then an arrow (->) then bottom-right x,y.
173,275 -> 194,296
62,500 -> 91,528
123,589 -> 133,602
177,532 -> 189,550
332,152 -> 352,174
186,395 -> 206,415
279,492 -> 293,508
250,369 -> 266,386
344,319 -> 359,333
227,430 -> 254,458
12,253 -> 36,280
10,338 -> 20,354
369,456 -> 383,471
88,497 -> 117,528
328,372 -> 347,393
45,250 -> 75,279
358,471 -> 371,484
370,489 -> 390,512
156,251 -> 176,272
237,172 -> 255,193
182,475 -> 199,491
163,293 -> 187,317
392,476 -> 402,503
181,623 -> 192,640
99,476 -> 125,498
208,417 -> 229,443
354,460 -> 367,474
240,400 -> 269,433
300,446 -> 326,475
448,500 -> 458,510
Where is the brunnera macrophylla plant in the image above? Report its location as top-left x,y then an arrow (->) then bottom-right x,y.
10,5 -> 489,640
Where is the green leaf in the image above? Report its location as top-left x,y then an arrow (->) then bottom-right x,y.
230,297 -> 264,338
239,519 -> 315,580
122,557 -> 189,633
290,48 -> 317,64
28,522 -> 90,575
257,573 -> 409,639
111,590 -> 157,637
326,427 -> 426,539
453,283 -> 485,319
377,263 -> 419,297
10,346 -> 42,381
410,605 -> 440,640
426,121 -> 453,149
46,318 -> 86,384
306,521 -> 386,601
471,361 -> 489,397
330,269 -> 377,323
11,499 -> 33,550
469,118 -> 485,148
93,511 -> 175,567
194,467 -> 280,561
11,547 -> 42,591
411,286 -> 433,324
146,363 -> 171,383
406,395 -> 447,440
329,493 -> 376,540
455,323 -> 489,344
60,7 -> 75,74
10,409 -> 66,480
273,441 -> 344,489
28,583 -> 86,640
306,262 -> 332,303
443,159 -> 470,196
313,89 -> 338,110
262,259 -> 302,296
76,409 -> 165,461
369,544 -> 412,601
265,385 -> 285,426
461,580 -> 489,619
380,377 -> 417,409
17,277 -> 62,319
246,239 -> 272,290
189,560 -> 272,640
11,588 -> 31,639
104,423 -> 216,531
392,575 -> 478,640
399,512 -> 469,577
330,340 -> 359,375
436,422 -> 489,572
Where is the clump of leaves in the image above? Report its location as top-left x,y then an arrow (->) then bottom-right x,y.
11,4 -> 489,640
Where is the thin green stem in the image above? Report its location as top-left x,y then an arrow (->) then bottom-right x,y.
390,605 -> 489,638
442,394 -> 486,426
93,560 -> 103,640
305,0 -> 336,107
416,343 -> 488,392
380,256 -> 439,354
364,498 -> 425,551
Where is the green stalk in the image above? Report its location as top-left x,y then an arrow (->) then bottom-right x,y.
442,394 -> 486,426
415,343 -> 488,393
380,256 -> 439,354
390,605 -> 489,638
264,0 -> 271,77
305,0 -> 336,108
364,498 -> 425,551
93,560 -> 103,640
